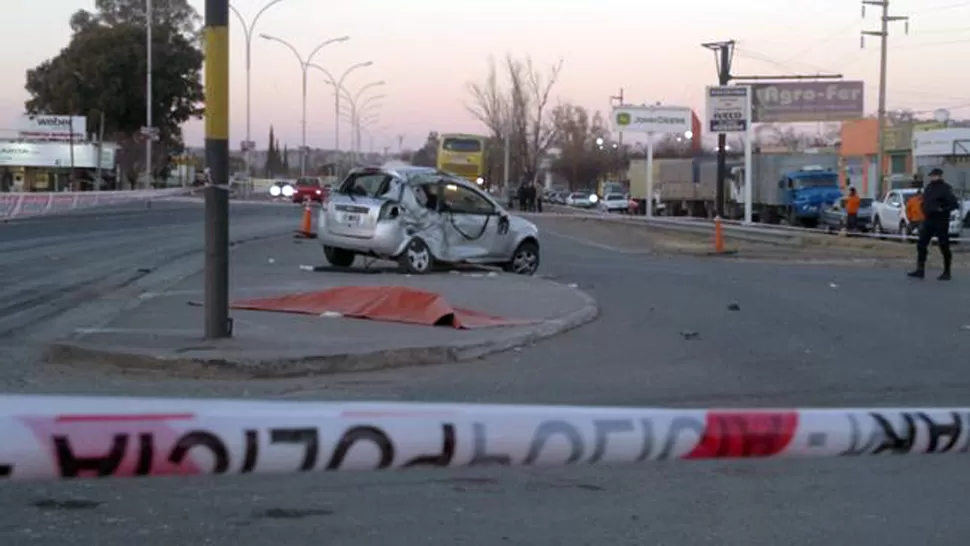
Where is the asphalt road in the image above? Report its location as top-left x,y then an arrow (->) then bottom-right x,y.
0,201 -> 295,374
2,206 -> 970,545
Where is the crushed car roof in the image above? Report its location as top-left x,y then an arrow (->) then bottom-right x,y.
348,166 -> 477,188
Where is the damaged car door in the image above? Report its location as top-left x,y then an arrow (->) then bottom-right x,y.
437,181 -> 506,262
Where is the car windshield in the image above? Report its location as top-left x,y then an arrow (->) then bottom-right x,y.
441,138 -> 482,152
570,193 -> 585,199
792,174 -> 838,189
605,194 -> 624,201
296,177 -> 320,187
339,172 -> 393,197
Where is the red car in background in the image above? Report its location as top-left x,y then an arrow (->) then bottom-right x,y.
292,177 -> 330,203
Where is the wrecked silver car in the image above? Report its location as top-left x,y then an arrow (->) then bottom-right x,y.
317,166 -> 541,275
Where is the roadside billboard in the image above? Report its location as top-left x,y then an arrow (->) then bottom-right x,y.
0,142 -> 114,169
612,105 -> 692,134
18,115 -> 87,142
750,82 -> 864,123
912,128 -> 970,157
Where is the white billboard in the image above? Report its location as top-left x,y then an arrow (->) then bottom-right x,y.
706,86 -> 751,133
912,128 -> 970,157
0,142 -> 114,169
612,105 -> 692,134
18,115 -> 87,142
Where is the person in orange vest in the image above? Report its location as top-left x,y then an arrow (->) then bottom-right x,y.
905,177 -> 924,236
845,187 -> 861,231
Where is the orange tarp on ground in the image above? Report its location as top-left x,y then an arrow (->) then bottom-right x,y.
231,286 -> 534,329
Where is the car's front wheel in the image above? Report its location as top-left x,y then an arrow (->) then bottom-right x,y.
398,238 -> 433,274
323,246 -> 355,267
503,240 -> 540,276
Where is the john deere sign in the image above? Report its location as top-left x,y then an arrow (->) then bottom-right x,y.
612,105 -> 692,134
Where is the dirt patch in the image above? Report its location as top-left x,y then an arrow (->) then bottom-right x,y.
534,215 -> 968,267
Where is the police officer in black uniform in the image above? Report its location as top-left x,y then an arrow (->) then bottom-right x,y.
908,168 -> 959,280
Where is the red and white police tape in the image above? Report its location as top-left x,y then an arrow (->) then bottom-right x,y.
0,189 -> 187,221
0,396 -> 963,482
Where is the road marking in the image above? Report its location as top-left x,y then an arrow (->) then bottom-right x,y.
543,230 -> 653,254
73,328 -> 197,336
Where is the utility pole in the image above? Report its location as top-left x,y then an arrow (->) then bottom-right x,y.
145,0 -> 153,188
862,0 -> 908,198
701,39 -> 842,218
610,88 -> 624,148
701,41 -> 735,218
203,0 -> 232,339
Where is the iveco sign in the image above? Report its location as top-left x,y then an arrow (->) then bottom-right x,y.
17,115 -> 87,141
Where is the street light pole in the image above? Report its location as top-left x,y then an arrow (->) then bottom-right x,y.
333,62 -> 373,151
260,33 -> 350,176
228,0 -> 288,179
350,81 -> 385,156
145,0 -> 153,188
353,99 -> 383,154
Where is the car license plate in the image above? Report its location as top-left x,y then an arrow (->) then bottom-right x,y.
345,213 -> 360,224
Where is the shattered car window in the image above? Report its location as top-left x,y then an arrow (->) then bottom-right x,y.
340,173 -> 392,197
441,183 -> 494,214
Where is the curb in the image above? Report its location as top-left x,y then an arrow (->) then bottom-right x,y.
44,283 -> 600,379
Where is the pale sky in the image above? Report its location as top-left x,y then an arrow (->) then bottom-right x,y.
1,0 -> 968,151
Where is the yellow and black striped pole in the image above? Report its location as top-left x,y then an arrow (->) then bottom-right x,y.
203,0 -> 232,339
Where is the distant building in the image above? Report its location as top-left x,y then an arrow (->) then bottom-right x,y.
0,115 -> 117,192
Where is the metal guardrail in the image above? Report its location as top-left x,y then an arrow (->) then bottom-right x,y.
531,208 -> 802,245
540,204 -> 966,244
0,189 -> 190,221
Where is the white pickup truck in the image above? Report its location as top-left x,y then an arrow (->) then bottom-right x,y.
871,188 -> 963,237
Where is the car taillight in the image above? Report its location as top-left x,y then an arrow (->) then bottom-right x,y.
378,202 -> 400,220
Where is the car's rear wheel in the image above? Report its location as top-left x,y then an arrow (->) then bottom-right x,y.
399,238 -> 433,274
323,246 -> 355,267
504,240 -> 540,276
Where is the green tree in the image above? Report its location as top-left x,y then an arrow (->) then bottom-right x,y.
265,126 -> 277,176
410,131 -> 439,167
282,145 -> 290,174
549,103 -> 627,189
24,0 -> 204,186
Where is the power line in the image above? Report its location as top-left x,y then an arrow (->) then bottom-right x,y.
775,19 -> 862,66
911,1 -> 970,15
892,37 -> 970,47
735,47 -> 837,76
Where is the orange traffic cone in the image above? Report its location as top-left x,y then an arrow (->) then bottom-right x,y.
714,216 -> 725,254
295,199 -> 317,239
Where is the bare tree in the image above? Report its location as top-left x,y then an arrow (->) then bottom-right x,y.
465,56 -> 507,138
510,55 -> 562,183
467,54 -> 563,186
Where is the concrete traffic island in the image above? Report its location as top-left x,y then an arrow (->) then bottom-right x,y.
45,235 -> 598,378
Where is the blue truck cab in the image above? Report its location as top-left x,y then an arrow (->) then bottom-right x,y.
778,166 -> 842,226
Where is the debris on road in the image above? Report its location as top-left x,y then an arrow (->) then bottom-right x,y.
727,303 -> 741,311
680,330 -> 701,340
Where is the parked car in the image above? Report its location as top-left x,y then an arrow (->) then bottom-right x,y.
318,166 -> 541,275
565,192 -> 593,208
819,197 -> 873,233
597,192 -> 629,213
872,189 -> 962,238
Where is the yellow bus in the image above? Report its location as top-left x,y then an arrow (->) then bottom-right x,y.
436,133 -> 487,185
